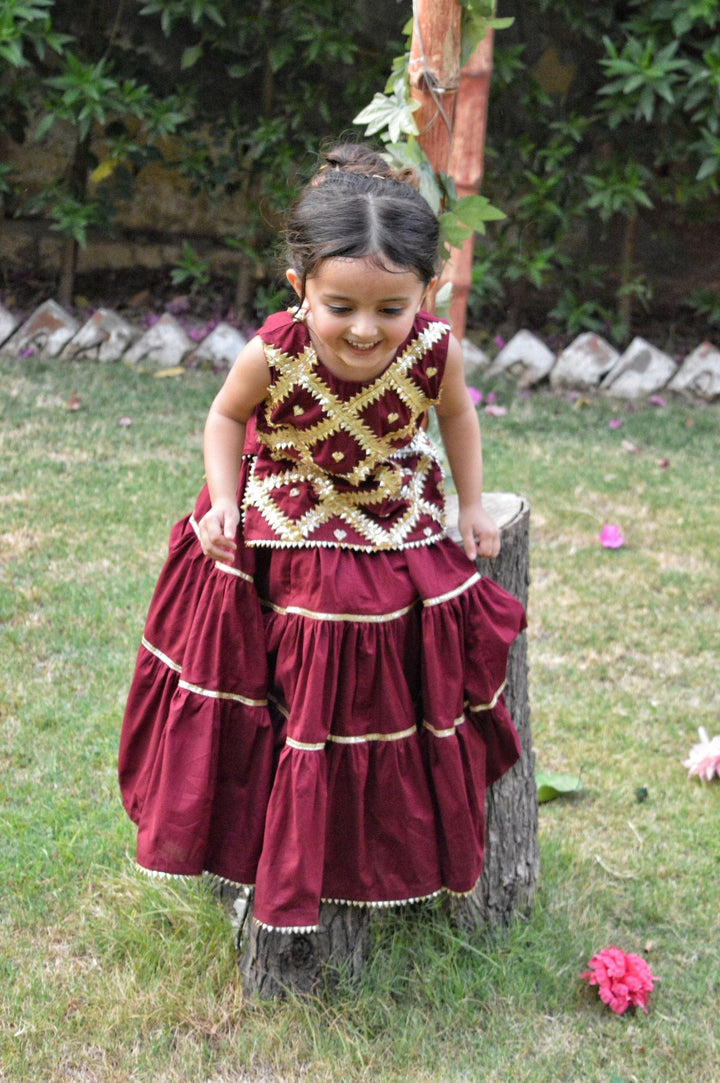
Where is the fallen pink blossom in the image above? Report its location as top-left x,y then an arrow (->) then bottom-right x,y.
581,946 -> 658,1015
467,387 -> 483,405
656,458 -> 670,469
118,416 -> 132,428
683,727 -> 720,781
484,403 -> 507,417
493,335 -> 506,349
648,395 -> 666,407
600,523 -> 625,549
608,418 -> 622,429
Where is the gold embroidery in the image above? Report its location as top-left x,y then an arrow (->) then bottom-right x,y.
245,321 -> 448,549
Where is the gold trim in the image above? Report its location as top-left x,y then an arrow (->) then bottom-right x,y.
422,716 -> 466,739
141,636 -> 181,673
468,679 -> 506,712
423,572 -> 481,607
328,724 -> 418,744
286,737 -> 326,751
254,918 -> 321,933
214,561 -> 254,583
178,679 -> 267,709
261,599 -> 416,624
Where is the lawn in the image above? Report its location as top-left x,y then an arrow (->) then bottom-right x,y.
1,355 -> 718,1082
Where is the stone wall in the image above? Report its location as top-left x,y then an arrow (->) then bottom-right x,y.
1,296 -> 718,402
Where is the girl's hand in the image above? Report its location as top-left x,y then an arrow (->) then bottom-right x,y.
458,502 -> 500,562
198,498 -> 239,563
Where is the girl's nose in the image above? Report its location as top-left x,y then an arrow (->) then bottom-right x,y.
350,312 -> 378,339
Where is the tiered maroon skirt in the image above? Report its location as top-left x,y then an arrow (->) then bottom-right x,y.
119,479 -> 526,931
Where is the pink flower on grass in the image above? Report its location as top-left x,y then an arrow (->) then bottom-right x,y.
683,727 -> 720,781
600,523 -> 625,549
467,387 -> 483,405
581,947 -> 658,1015
608,418 -> 622,429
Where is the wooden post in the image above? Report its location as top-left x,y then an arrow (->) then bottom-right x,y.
408,0 -> 463,175
234,493 -> 537,997
444,32 -> 495,339
409,2 -> 496,338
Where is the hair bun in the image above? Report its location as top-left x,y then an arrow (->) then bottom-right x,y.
317,142 -> 419,188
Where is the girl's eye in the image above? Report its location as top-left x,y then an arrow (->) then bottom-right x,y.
327,305 -> 351,314
381,308 -> 404,316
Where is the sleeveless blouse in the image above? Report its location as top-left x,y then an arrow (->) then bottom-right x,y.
242,310 -> 450,551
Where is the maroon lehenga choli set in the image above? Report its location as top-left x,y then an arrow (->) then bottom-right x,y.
119,310 -> 526,931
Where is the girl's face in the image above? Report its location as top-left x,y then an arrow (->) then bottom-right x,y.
287,257 -> 435,381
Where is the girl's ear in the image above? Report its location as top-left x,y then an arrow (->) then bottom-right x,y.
286,268 -> 302,297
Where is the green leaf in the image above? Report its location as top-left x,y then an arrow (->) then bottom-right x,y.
536,770 -> 582,804
438,211 -> 473,248
181,44 -> 203,70
33,112 -> 55,141
454,194 -> 506,230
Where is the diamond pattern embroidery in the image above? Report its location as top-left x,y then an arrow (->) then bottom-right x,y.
244,320 -> 449,549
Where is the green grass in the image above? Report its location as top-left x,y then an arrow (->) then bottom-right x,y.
1,356 -> 719,1082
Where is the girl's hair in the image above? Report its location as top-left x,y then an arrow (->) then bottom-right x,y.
284,142 -> 440,299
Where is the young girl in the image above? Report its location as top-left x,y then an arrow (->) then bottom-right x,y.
119,143 -> 526,933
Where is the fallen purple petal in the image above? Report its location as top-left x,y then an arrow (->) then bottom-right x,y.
468,387 -> 483,405
608,418 -> 622,429
493,335 -> 506,349
600,523 -> 625,549
648,395 -> 666,407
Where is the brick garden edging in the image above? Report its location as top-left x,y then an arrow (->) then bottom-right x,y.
1,298 -> 718,401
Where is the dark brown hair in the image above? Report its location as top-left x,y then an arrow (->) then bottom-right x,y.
285,143 -> 440,300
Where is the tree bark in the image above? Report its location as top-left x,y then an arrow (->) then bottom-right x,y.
237,493 -> 537,997
447,492 -> 539,931
238,902 -> 370,999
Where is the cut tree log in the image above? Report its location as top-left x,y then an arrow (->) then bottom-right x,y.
235,492 -> 537,997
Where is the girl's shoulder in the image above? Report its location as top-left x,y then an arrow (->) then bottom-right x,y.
257,309 -> 308,353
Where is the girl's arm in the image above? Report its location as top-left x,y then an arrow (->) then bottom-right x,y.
198,335 -> 270,562
435,334 -> 500,561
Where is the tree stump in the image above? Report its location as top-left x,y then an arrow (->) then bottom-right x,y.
237,492 -> 537,996
447,492 -> 539,931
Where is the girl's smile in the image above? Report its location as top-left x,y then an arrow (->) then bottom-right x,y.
287,258 -> 434,380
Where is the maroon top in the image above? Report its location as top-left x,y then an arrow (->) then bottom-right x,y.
242,310 -> 450,550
